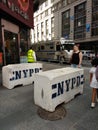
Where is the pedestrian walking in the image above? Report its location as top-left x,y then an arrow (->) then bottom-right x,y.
89,57 -> 98,108
70,44 -> 83,68
27,46 -> 36,63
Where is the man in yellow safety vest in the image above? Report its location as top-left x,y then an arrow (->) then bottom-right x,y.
27,46 -> 36,63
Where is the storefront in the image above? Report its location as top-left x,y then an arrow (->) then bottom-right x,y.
0,0 -> 34,65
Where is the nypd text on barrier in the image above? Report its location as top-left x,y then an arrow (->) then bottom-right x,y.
52,75 -> 84,99
10,68 -> 42,81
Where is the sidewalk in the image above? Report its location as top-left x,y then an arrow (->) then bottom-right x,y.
0,64 -> 98,130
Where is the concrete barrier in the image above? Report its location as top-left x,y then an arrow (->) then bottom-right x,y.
2,63 -> 42,89
34,67 -> 84,112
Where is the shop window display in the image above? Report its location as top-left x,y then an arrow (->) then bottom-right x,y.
4,30 -> 19,65
20,28 -> 29,63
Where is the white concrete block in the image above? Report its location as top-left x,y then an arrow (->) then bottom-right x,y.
34,67 -> 84,112
2,63 -> 42,89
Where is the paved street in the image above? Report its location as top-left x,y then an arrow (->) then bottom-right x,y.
0,62 -> 98,130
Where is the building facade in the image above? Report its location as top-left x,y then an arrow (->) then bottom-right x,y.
33,0 -> 98,53
0,0 -> 34,65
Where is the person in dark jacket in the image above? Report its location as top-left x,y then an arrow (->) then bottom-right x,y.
70,44 -> 83,68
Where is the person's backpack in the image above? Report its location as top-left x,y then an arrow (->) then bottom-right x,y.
95,66 -> 98,81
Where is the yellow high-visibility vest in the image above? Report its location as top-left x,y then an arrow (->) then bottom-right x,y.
27,49 -> 36,63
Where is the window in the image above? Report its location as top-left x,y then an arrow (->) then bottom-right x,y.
62,0 -> 67,6
56,45 -> 60,51
51,6 -> 54,13
40,4 -> 43,11
41,22 -> 44,29
51,17 -> 54,38
92,13 -> 98,21
75,2 -> 86,13
41,22 -> 44,40
36,16 -> 38,22
46,20 -> 49,28
45,10 -> 48,16
51,17 -> 54,27
41,45 -> 45,50
37,24 -> 40,41
42,12 -> 45,19
20,29 -> 28,55
58,2 -> 61,9
46,20 -> 49,39
92,0 -> 98,36
4,30 -> 19,64
75,18 -> 86,27
50,45 -> 54,49
34,18 -> 36,23
38,15 -> 40,21
40,13 -> 42,19
45,0 -> 48,7
62,10 -> 70,38
51,28 -> 54,38
74,2 -> 86,39
92,0 -> 98,7
53,4 -> 58,12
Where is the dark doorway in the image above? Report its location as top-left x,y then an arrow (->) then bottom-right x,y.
4,30 -> 19,65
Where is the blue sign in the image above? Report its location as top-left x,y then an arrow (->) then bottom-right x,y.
70,16 -> 74,20
86,24 -> 90,32
64,34 -> 69,39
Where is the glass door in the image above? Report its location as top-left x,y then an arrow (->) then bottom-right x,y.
4,30 -> 19,65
